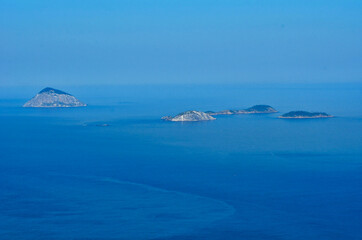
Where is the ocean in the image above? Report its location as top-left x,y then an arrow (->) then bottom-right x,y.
0,84 -> 361,239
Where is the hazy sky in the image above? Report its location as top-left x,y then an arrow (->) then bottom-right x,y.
1,0 -> 361,86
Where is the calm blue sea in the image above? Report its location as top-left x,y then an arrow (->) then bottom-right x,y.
0,84 -> 361,240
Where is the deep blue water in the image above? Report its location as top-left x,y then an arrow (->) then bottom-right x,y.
0,84 -> 361,239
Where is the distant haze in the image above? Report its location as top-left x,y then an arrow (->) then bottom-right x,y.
1,0 -> 362,86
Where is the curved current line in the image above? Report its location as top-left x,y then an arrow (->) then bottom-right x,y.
51,173 -> 236,218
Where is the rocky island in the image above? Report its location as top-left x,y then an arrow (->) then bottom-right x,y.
162,111 -> 215,122
279,111 -> 333,119
244,105 -> 278,114
23,87 -> 87,108
207,105 -> 277,116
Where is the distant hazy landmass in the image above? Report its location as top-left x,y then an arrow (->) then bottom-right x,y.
207,105 -> 277,116
279,111 -> 333,119
23,87 -> 87,108
162,111 -> 215,122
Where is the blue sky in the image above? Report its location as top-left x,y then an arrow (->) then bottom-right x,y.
1,0 -> 361,86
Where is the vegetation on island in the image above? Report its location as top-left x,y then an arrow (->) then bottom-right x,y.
279,111 -> 333,119
209,105 -> 277,115
244,105 -> 278,113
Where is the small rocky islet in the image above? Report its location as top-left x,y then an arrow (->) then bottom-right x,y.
206,105 -> 277,116
279,111 -> 333,119
23,87 -> 86,108
162,111 -> 216,122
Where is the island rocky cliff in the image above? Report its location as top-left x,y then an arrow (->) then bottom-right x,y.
162,111 -> 215,122
279,111 -> 333,119
23,87 -> 87,108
